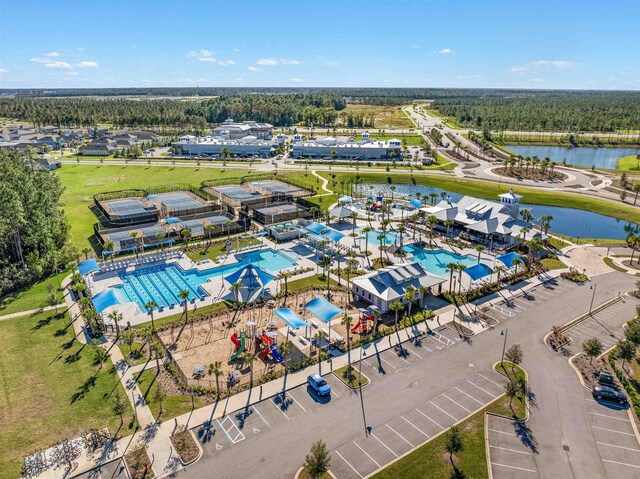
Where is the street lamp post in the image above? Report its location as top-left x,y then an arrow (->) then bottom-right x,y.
500,329 -> 508,367
589,283 -> 597,314
358,346 -> 368,436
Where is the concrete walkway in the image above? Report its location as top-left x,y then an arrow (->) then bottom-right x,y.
0,303 -> 64,322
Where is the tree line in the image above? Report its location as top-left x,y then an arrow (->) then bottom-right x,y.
0,149 -> 73,297
0,94 -> 384,128
431,92 -> 640,132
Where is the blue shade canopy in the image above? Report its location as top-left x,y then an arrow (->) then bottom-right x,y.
147,194 -> 159,199
78,259 -> 100,276
338,196 -> 353,203
274,308 -> 309,329
409,199 -> 423,208
322,229 -> 345,243
304,297 -> 343,323
305,221 -> 327,234
224,263 -> 275,289
496,252 -> 526,268
165,217 -> 182,224
463,263 -> 493,281
93,289 -> 123,313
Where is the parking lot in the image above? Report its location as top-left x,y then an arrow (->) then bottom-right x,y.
487,415 -> 541,478
487,278 -> 576,322
585,388 -> 640,478
331,367 -> 507,479
562,297 -> 637,354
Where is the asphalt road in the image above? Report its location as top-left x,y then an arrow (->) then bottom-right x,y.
166,270 -> 638,479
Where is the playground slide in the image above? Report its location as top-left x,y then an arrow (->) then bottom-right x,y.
230,332 -> 246,360
230,332 -> 241,350
259,334 -> 274,360
270,344 -> 284,363
351,319 -> 364,333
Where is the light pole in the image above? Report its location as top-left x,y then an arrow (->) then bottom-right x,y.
500,329 -> 508,367
589,283 -> 597,314
358,345 -> 369,436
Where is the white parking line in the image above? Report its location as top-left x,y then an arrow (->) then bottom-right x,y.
415,407 -> 444,429
387,424 -> 414,447
370,432 -> 398,457
488,428 -> 517,436
492,462 -> 537,473
590,412 -> 629,422
597,442 -> 640,452
478,373 -> 503,388
353,441 -> 381,468
455,387 -> 484,405
592,426 -> 636,436
429,400 -> 458,421
378,355 -> 398,369
335,450 -> 363,478
467,379 -> 496,397
270,397 -> 290,420
252,405 -> 270,428
401,416 -> 429,437
409,348 -> 424,359
490,445 -> 532,455
442,393 -> 472,413
289,392 -> 308,412
602,459 -> 640,469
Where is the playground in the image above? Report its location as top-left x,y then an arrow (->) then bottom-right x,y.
155,290 -> 380,390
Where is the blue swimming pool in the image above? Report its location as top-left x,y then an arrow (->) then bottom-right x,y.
113,249 -> 296,310
362,229 -> 408,246
403,245 -> 478,277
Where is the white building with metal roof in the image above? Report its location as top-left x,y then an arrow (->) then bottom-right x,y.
291,133 -> 402,161
351,262 -> 446,313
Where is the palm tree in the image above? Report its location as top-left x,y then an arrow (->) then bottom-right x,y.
181,227 -> 192,247
178,289 -> 190,322
475,244 -> 485,263
129,231 -> 139,257
526,237 -> 543,266
427,215 -> 438,247
628,235 -> 639,264
150,340 -> 164,373
404,286 -> 416,321
277,271 -> 292,295
495,265 -> 505,287
208,361 -> 223,395
103,241 -> 115,262
108,311 -> 123,339
242,351 -> 257,386
82,247 -> 91,260
144,300 -> 158,332
377,233 -> 385,263
278,340 -> 294,373
417,285 -> 430,309
520,209 -> 533,223
444,219 -> 454,239
512,258 -> 522,276
220,147 -> 231,169
538,215 -> 554,235
390,300 -> 404,333
341,315 -> 353,374
446,262 -> 457,294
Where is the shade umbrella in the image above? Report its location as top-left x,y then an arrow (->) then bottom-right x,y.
224,263 -> 276,303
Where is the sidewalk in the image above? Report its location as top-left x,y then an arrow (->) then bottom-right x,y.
0,303 -> 64,322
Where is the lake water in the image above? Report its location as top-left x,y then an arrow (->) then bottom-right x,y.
504,145 -> 640,169
355,183 -> 638,240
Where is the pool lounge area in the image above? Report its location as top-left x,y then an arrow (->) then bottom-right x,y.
403,245 -> 479,277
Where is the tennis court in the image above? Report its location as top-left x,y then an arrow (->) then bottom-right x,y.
251,180 -> 307,197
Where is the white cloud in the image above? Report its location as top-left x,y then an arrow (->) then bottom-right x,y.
0,68 -> 7,73
198,57 -> 216,62
76,47 -> 85,52
218,60 -> 236,66
257,58 -> 278,66
510,60 -> 571,74
281,59 -> 301,65
289,78 -> 303,83
434,48 -> 454,55
44,61 -> 73,69
187,49 -> 214,58
77,61 -> 99,68
30,57 -> 49,63
233,48 -> 241,53
66,71 -> 79,76
44,51 -> 60,57
247,66 -> 262,72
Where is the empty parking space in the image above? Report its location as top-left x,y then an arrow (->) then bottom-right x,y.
584,389 -> 640,478
487,415 -> 540,479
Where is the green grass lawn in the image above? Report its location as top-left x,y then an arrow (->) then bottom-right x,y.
186,237 -> 260,262
136,369 -> 206,421
547,236 -> 570,249
131,301 -> 231,331
0,310 -> 132,479
352,135 -> 425,146
286,274 -> 343,293
0,269 -> 69,316
118,341 -> 148,367
541,258 -> 567,270
333,364 -> 369,388
373,363 -> 525,479
617,155 -> 640,171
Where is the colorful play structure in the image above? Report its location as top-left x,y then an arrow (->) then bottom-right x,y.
230,331 -> 246,360
259,332 -> 284,362
351,306 -> 379,335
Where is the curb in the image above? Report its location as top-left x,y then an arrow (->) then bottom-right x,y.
332,368 -> 371,390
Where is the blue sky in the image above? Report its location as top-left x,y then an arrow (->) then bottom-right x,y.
1,0 -> 639,90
